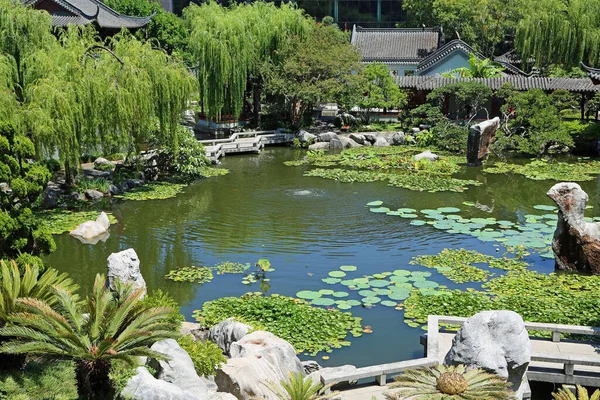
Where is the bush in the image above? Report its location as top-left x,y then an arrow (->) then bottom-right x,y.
0,361 -> 78,400
76,178 -> 111,193
148,127 -> 211,179
136,289 -> 185,331
108,360 -> 138,399
433,122 -> 469,153
177,336 -> 225,377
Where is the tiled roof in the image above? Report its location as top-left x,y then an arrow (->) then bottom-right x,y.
580,63 -> 600,82
396,76 -> 600,93
351,25 -> 441,62
25,0 -> 152,29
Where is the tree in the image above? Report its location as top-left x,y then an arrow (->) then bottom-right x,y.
426,81 -> 492,121
264,24 -> 361,128
357,63 -> 408,124
0,121 -> 54,267
0,274 -> 177,399
442,53 -> 504,78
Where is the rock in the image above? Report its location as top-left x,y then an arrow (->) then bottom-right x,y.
216,331 -> 303,399
363,133 -> 377,144
329,137 -> 344,150
71,192 -> 85,201
419,124 -> 431,130
122,179 -> 144,191
342,137 -> 361,148
69,211 -> 111,241
85,189 -> 104,200
122,367 -> 199,400
414,150 -> 439,161
547,182 -> 600,274
106,248 -> 146,293
82,169 -> 111,179
307,365 -> 358,387
148,339 -> 209,399
108,184 -> 123,196
296,130 -> 316,144
208,318 -> 251,356
373,137 -> 389,147
308,142 -> 330,151
229,331 -> 303,378
444,310 -> 530,391
334,112 -> 358,128
201,375 -> 219,394
0,182 -> 11,195
181,110 -> 197,127
349,133 -> 365,145
72,231 -> 110,245
467,117 -> 499,166
411,127 -> 421,133
363,140 -> 372,146
40,183 -> 60,208
93,157 -> 114,170
391,132 -> 406,146
210,393 -> 238,400
302,360 -> 321,375
316,132 -> 339,143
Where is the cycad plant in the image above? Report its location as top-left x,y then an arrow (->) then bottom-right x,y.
0,273 -> 177,399
553,385 -> 600,400
262,371 -> 336,400
384,364 -> 514,400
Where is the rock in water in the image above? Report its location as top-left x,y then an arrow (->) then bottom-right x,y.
444,310 -> 530,391
467,117 -> 499,166
106,248 -> 146,294
148,339 -> 209,400
547,182 -> 600,274
414,150 -> 439,161
208,318 -> 251,356
69,211 -> 111,242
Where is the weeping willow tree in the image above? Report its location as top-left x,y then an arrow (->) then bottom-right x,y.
516,0 -> 600,69
184,1 -> 312,123
0,0 -> 195,184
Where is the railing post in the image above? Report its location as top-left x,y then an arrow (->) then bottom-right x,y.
552,331 -> 561,342
564,363 -> 574,376
376,374 -> 386,386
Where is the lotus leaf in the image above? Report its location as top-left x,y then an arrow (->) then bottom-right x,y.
367,201 -> 384,206
297,290 -> 322,299
322,278 -> 342,284
312,297 -> 336,306
328,271 -> 346,278
340,265 -> 358,272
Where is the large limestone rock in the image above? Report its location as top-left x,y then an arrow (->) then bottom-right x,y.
414,150 -> 439,161
308,142 -> 330,151
329,137 -> 344,150
363,133 -> 377,144
208,318 -> 251,356
216,331 -> 303,400
210,393 -> 238,400
373,137 -> 389,147
148,339 -> 209,400
69,211 -> 110,241
467,117 -> 499,166
296,130 -> 316,144
85,189 -> 104,200
391,132 -> 406,146
307,365 -> 358,387
40,182 -> 61,208
444,310 -> 530,391
349,133 -> 365,145
547,182 -> 600,274
106,248 -> 146,293
316,132 -> 339,143
122,367 -> 199,400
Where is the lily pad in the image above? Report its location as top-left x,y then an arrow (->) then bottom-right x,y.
328,271 -> 347,278
362,296 -> 381,304
312,297 -> 336,306
369,280 -> 390,288
437,207 -> 461,213
332,292 -> 349,298
318,289 -> 335,295
367,201 -> 383,206
370,207 -> 391,213
322,278 -> 342,284
381,300 -> 398,307
340,265 -> 358,272
296,290 -> 321,300
533,205 -> 557,211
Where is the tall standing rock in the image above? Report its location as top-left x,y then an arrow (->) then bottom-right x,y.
444,310 -> 530,391
467,117 -> 499,166
106,248 -> 146,294
547,182 -> 600,274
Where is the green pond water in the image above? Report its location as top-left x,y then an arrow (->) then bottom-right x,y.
42,147 -> 600,368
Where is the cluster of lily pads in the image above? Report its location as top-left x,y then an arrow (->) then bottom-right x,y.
192,292 -> 364,356
34,209 -> 118,235
296,264 -> 443,312
165,261 -> 252,283
367,201 -> 591,256
115,182 -> 188,201
410,248 -> 528,283
484,159 -> 600,181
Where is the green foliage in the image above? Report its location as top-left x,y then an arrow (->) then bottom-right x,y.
136,289 -> 184,331
214,261 -> 251,274
76,177 -> 111,193
33,209 -> 117,235
484,159 -> 600,181
496,89 -> 573,155
442,53 -> 504,78
426,82 -> 492,121
0,360 -> 78,400
432,122 -> 469,153
262,372 -> 336,400
152,127 -> 211,178
552,385 -> 600,400
115,181 -> 187,201
0,274 -> 178,399
177,336 -> 225,378
256,258 -> 271,273
264,23 -> 362,127
192,293 -> 364,356
356,63 -> 408,124
107,360 -> 138,400
164,266 -> 214,283
385,364 -> 514,400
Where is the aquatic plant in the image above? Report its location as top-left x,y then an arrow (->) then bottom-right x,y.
484,159 -> 600,181
164,266 -> 214,283
192,293 -> 363,355
387,173 -> 480,192
115,182 -> 187,201
34,210 -> 118,235
385,364 -> 514,400
214,261 -> 251,274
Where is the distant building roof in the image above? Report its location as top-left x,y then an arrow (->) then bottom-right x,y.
580,63 -> 600,84
350,25 -> 442,63
396,76 -> 600,93
25,0 -> 153,29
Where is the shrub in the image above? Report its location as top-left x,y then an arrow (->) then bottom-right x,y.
433,122 -> 468,153
136,289 -> 185,331
177,336 -> 225,377
0,360 -> 78,400
108,360 -> 138,399
76,178 -> 111,193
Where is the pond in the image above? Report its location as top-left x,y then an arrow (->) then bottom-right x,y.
42,147 -> 600,368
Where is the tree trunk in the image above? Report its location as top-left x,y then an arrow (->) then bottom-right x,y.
253,79 -> 261,127
76,360 -> 113,400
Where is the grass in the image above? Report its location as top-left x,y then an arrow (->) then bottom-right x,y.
76,178 -> 111,193
0,360 -> 78,400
